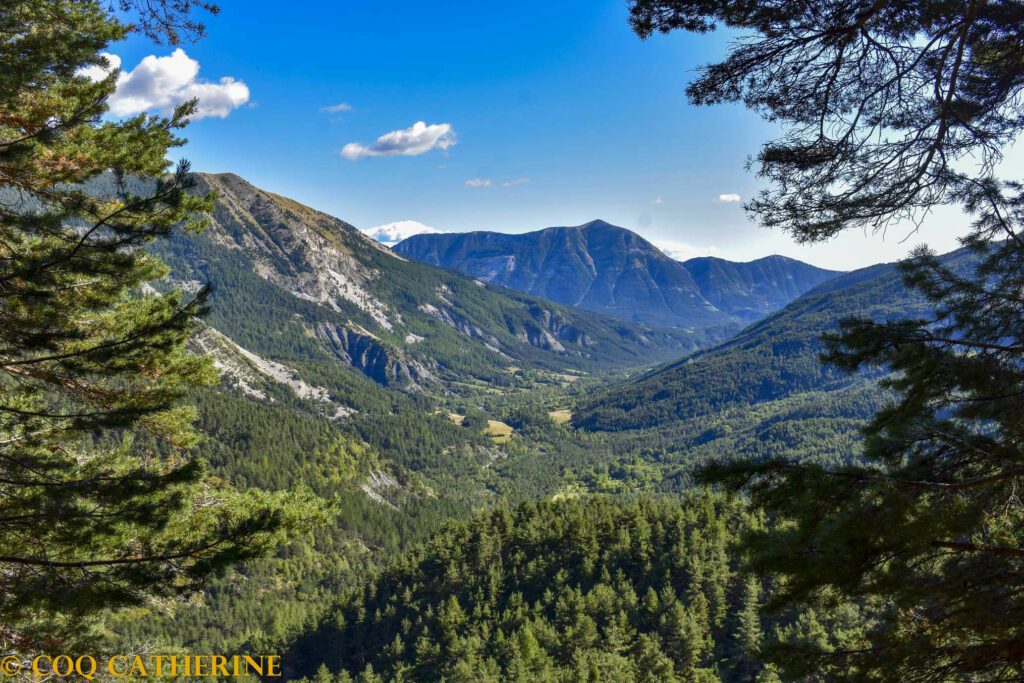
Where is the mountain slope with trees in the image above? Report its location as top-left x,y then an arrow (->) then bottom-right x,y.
683,255 -> 844,324
159,176 -> 719,394
286,496 -> 777,682
287,496 -> 872,682
570,258 -> 918,433
573,246 -> 984,435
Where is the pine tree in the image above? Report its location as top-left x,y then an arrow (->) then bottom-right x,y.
629,0 -> 1024,678
633,634 -> 675,683
0,0 -> 309,651
733,577 -> 762,678
313,663 -> 333,683
355,665 -> 383,683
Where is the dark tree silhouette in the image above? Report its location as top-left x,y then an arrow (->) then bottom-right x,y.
630,0 -> 1024,679
630,0 -> 1024,242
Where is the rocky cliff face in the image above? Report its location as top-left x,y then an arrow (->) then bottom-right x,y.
196,173 -> 400,330
312,322 -> 434,387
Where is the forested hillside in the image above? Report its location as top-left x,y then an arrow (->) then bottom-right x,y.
284,496 -> 867,682
571,251 -> 978,433
110,379 -> 487,653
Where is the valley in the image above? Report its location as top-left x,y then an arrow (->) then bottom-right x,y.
10,3 -> 1019,679
110,171 -> 938,678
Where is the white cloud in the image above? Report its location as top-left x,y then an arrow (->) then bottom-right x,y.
716,193 -> 742,203
341,121 -> 457,160
321,102 -> 353,113
464,177 -> 528,188
80,49 -> 249,120
653,196 -> 664,204
77,52 -> 121,81
654,240 -> 719,262
361,220 -> 441,247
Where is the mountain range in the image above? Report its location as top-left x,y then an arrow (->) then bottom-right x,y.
393,220 -> 840,329
154,174 -> 718,398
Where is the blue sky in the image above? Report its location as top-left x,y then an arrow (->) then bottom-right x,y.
105,0 -> 991,269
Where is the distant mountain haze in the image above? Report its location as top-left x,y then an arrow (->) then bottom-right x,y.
394,220 -> 841,329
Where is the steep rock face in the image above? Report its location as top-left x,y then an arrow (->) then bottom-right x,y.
395,221 -> 840,329
195,173 -> 399,330
523,307 -> 594,349
312,323 -> 434,387
417,303 -> 503,349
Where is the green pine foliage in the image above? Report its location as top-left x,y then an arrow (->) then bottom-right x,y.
0,0 -> 308,651
285,495 -> 842,683
706,238 -> 1024,680
626,0 -> 1024,678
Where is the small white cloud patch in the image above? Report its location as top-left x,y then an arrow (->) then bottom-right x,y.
341,121 -> 457,160
321,102 -> 353,113
81,49 -> 249,120
361,220 -> 441,247
502,178 -> 530,187
717,193 -> 742,203
465,178 -> 493,188
77,52 -> 121,81
653,196 -> 664,204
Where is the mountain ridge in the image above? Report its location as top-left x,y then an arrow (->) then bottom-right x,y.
393,220 -> 841,329
149,174 -> 724,396
571,245 -> 980,435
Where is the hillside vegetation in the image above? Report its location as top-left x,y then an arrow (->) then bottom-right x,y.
286,496 -> 867,682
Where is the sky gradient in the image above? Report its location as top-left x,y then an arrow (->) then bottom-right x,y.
105,0 -> 1017,270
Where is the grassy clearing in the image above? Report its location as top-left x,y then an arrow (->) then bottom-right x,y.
485,420 -> 514,443
548,409 -> 573,424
